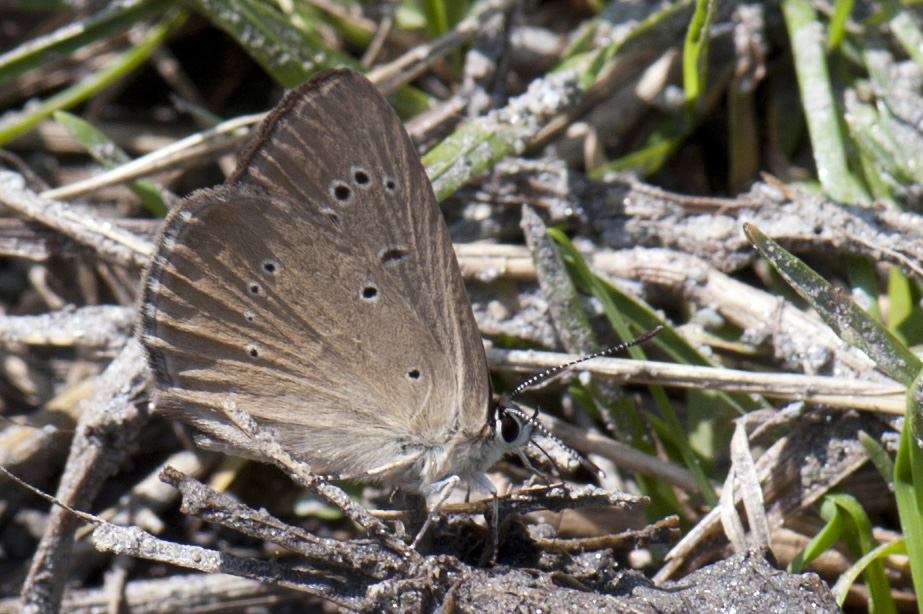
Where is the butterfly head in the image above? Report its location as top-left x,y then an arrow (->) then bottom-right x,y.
473,395 -> 604,489
452,398 -> 577,495
490,401 -> 536,452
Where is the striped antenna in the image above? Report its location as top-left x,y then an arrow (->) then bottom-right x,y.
499,326 -> 663,478
509,325 -> 664,400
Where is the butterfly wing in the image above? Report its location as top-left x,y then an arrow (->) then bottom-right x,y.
140,69 -> 491,489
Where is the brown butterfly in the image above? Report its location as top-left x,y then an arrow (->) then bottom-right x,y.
140,68 -> 537,497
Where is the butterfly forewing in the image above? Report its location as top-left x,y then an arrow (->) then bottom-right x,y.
141,70 -> 491,488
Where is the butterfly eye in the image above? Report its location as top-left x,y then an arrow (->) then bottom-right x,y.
500,411 -> 522,444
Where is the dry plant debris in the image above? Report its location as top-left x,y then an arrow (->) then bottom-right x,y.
2,0 -> 921,612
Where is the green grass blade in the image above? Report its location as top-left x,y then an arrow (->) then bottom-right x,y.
546,228 -> 755,412
827,0 -> 854,50
894,369 -> 923,614
522,207 -> 596,354
858,430 -> 896,484
590,134 -> 685,178
424,71 -> 582,200
825,493 -> 895,612
854,47 -> 923,189
833,539 -> 906,610
788,498 -> 843,573
579,1 -> 694,88
186,0 -> 353,87
888,8 -> 923,74
792,494 -> 895,611
421,0 -> 466,38
0,10 -> 186,147
0,0 -> 171,86
887,267 -> 923,345
781,0 -> 869,204
744,223 -> 922,385
682,0 -> 715,114
53,111 -> 167,216
548,228 -> 720,505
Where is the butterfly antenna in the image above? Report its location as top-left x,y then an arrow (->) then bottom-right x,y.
508,326 -> 663,400
502,326 -> 663,478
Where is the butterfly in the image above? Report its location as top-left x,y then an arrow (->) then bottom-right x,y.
140,68 -> 537,498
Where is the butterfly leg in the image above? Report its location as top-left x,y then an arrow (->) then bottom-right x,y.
477,490 -> 501,566
462,473 -> 501,566
410,475 -> 459,551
